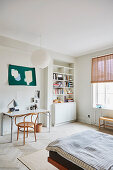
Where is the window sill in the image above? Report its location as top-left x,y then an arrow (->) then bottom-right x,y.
93,107 -> 113,111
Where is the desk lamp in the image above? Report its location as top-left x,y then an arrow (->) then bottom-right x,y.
8,99 -> 18,112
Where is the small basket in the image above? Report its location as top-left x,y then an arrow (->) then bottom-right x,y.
36,123 -> 42,133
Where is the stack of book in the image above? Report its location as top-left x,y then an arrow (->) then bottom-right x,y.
53,83 -> 59,88
67,98 -> 74,102
64,96 -> 74,102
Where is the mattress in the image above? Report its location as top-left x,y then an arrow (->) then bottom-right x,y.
46,130 -> 113,170
49,151 -> 83,170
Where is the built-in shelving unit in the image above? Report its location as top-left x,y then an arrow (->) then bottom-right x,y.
53,61 -> 75,103
52,60 -> 76,126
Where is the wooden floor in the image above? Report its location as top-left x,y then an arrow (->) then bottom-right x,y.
0,122 -> 113,170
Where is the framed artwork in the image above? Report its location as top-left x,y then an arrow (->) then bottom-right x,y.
8,64 -> 36,86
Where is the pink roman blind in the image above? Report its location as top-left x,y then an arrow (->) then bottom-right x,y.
91,54 -> 113,83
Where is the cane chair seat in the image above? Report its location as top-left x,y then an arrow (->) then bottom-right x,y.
17,122 -> 34,128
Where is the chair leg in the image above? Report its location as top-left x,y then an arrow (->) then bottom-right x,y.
34,124 -> 36,142
17,127 -> 19,141
23,126 -> 25,145
99,118 -> 100,129
27,127 -> 28,137
104,120 -> 105,128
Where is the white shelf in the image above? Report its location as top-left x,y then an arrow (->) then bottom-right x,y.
53,87 -> 64,88
64,66 -> 74,70
53,65 -> 64,68
53,72 -> 64,74
53,79 -> 73,82
66,73 -> 73,75
65,87 -> 73,88
54,65 -> 74,70
53,94 -> 74,96
53,72 -> 73,76
52,61 -> 76,126
53,87 -> 73,89
53,79 -> 64,81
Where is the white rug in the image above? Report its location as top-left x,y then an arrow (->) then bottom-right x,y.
18,149 -> 57,170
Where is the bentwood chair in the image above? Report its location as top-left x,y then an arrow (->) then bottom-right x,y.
15,113 -> 38,145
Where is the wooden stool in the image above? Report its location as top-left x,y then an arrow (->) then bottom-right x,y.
99,116 -> 113,129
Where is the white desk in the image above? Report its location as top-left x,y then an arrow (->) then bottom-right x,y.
1,109 -> 51,142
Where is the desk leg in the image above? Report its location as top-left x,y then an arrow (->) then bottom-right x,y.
1,113 -> 4,136
11,117 -> 13,143
38,113 -> 40,123
49,112 -> 51,132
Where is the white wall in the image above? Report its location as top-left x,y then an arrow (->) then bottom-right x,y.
0,45 -> 43,134
75,47 -> 113,125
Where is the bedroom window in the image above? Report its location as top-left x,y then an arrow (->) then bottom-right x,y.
91,54 -> 113,109
93,82 -> 113,109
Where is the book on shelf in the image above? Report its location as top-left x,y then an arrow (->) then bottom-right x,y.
64,96 -> 74,102
68,82 -> 73,87
67,97 -> 73,100
64,75 -> 69,81
53,82 -> 63,88
53,88 -> 64,95
63,81 -> 73,88
53,73 -> 57,80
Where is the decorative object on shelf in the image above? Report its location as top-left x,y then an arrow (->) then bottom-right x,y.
53,73 -> 57,80
53,97 -> 63,103
8,99 -> 18,112
8,64 -> 36,86
67,89 -> 73,94
57,74 -> 63,80
53,99 -> 59,103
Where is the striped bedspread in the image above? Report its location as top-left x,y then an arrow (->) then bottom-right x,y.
46,130 -> 113,170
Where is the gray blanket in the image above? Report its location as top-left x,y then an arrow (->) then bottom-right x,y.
46,130 -> 113,170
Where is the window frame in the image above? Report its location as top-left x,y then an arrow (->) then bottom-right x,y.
93,82 -> 113,110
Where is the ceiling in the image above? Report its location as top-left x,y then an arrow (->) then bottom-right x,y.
0,0 -> 113,57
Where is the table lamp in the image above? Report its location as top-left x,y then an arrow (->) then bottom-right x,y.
8,99 -> 18,112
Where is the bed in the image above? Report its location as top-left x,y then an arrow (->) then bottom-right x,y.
46,130 -> 113,170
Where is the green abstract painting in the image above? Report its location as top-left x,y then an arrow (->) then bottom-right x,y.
8,64 -> 36,86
